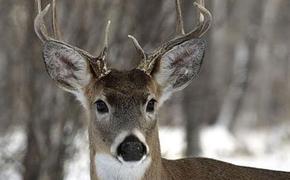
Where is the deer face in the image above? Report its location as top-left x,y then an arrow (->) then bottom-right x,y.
41,38 -> 205,165
35,0 -> 211,178
86,69 -> 159,162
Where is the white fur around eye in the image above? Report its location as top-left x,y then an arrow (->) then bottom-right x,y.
95,110 -> 110,121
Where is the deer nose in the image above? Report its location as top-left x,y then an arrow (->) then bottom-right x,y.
117,135 -> 147,162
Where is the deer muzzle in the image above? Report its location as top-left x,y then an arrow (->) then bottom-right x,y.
117,135 -> 147,162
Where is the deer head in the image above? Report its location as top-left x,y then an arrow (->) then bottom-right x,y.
34,0 -> 211,179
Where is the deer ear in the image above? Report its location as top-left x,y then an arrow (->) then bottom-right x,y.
43,41 -> 92,94
152,39 -> 205,102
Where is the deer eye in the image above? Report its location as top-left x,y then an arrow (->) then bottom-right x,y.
95,100 -> 109,113
146,99 -> 156,113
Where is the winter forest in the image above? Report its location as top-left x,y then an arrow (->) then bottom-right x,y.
0,0 -> 290,179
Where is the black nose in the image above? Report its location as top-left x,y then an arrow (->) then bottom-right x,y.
117,135 -> 147,162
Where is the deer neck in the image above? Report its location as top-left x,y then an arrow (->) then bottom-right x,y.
143,125 -> 163,179
89,124 -> 165,180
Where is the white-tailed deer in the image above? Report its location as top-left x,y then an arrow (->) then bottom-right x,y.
34,0 -> 290,179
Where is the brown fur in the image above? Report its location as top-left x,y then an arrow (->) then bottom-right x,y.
37,1 -> 289,179
82,69 -> 290,180
84,69 -> 161,179
162,158 -> 290,180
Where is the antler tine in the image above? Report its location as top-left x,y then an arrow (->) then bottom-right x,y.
194,0 -> 212,37
34,0 -> 51,43
52,0 -> 61,39
179,0 -> 212,40
89,20 -> 111,77
128,35 -> 147,60
36,0 -> 41,13
197,0 -> 205,23
35,0 -> 111,78
34,0 -> 62,42
104,20 -> 111,49
136,0 -> 212,74
98,20 -> 111,61
176,0 -> 185,35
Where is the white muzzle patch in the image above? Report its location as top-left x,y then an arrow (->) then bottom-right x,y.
95,129 -> 151,180
95,154 -> 151,180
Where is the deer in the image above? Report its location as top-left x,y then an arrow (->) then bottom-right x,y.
34,0 -> 290,179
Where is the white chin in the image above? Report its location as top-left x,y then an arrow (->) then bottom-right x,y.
95,153 -> 151,180
117,155 -> 148,167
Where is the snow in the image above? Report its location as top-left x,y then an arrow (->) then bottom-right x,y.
64,131 -> 90,180
0,124 -> 289,179
200,125 -> 239,157
0,127 -> 25,180
159,127 -> 186,159
202,125 -> 290,172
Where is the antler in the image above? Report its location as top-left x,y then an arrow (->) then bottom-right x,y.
34,0 -> 50,42
176,0 -> 185,35
34,0 -> 110,78
129,0 -> 212,74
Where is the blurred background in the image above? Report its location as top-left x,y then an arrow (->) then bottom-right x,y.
0,0 -> 290,179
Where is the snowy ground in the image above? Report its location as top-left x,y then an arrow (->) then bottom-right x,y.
1,124 -> 290,180
0,127 -> 25,180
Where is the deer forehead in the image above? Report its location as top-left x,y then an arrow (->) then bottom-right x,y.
86,69 -> 159,104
